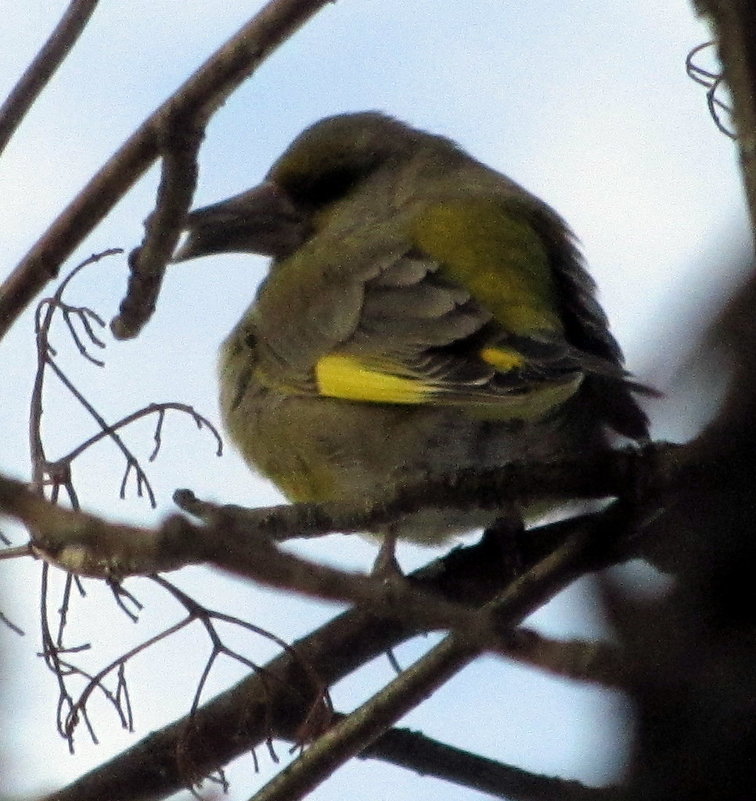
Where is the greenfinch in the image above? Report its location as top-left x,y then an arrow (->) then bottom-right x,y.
176,112 -> 648,563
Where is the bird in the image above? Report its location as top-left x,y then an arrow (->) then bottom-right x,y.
175,111 -> 649,571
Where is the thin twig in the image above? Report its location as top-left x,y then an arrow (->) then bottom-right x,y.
501,628 -> 627,688
685,41 -> 736,138
358,722 -> 619,801
0,0 -> 99,155
57,402 -> 222,466
696,2 -> 756,231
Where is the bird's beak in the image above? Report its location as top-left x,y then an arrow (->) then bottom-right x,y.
173,180 -> 309,262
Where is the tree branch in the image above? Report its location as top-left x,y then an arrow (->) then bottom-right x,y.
0,466 -> 638,663
244,513 -> 618,801
503,628 -> 626,688
0,441 -> 683,587
0,0 -> 99,156
39,506 -> 620,801
0,0 -> 334,341
357,723 -> 620,801
110,119 -> 204,339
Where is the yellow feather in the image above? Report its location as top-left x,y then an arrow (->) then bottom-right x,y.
479,346 -> 525,371
316,354 -> 430,403
315,351 -> 583,421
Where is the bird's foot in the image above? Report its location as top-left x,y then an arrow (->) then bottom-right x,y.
371,529 -> 404,578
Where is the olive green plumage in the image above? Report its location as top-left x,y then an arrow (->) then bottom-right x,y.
177,112 -> 648,542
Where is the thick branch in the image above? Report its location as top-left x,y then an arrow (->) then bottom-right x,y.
0,443 -> 682,584
0,443 -> 678,800
0,468 -> 635,661
504,628 -> 626,688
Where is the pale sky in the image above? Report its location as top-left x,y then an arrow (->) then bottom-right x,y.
0,2 -> 749,799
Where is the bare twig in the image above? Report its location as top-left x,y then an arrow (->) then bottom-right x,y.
111,120 -> 203,339
0,543 -> 34,561
685,41 -> 736,138
28,256 -> 223,520
57,402 -> 222,468
43,357 -> 159,507
357,720 -> 620,801
25,257 -> 227,740
0,0 -> 99,155
501,628 -> 627,688
0,608 -> 24,635
695,0 -> 756,231
29,250 -> 122,490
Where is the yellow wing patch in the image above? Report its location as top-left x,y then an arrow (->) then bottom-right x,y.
479,346 -> 525,371
318,347 -> 526,405
316,354 -> 430,404
316,351 -> 584,421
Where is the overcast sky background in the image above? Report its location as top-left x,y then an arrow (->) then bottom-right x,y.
0,2 -> 751,799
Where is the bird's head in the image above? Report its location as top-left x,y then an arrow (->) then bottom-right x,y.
174,112 -> 463,262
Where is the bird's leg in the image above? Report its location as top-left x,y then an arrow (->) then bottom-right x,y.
480,505 -> 526,580
372,525 -> 402,577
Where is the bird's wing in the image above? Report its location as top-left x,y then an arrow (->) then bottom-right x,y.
253,196 -> 632,421
313,268 -> 586,419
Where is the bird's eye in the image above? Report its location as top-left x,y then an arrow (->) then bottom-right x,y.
290,166 -> 363,209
